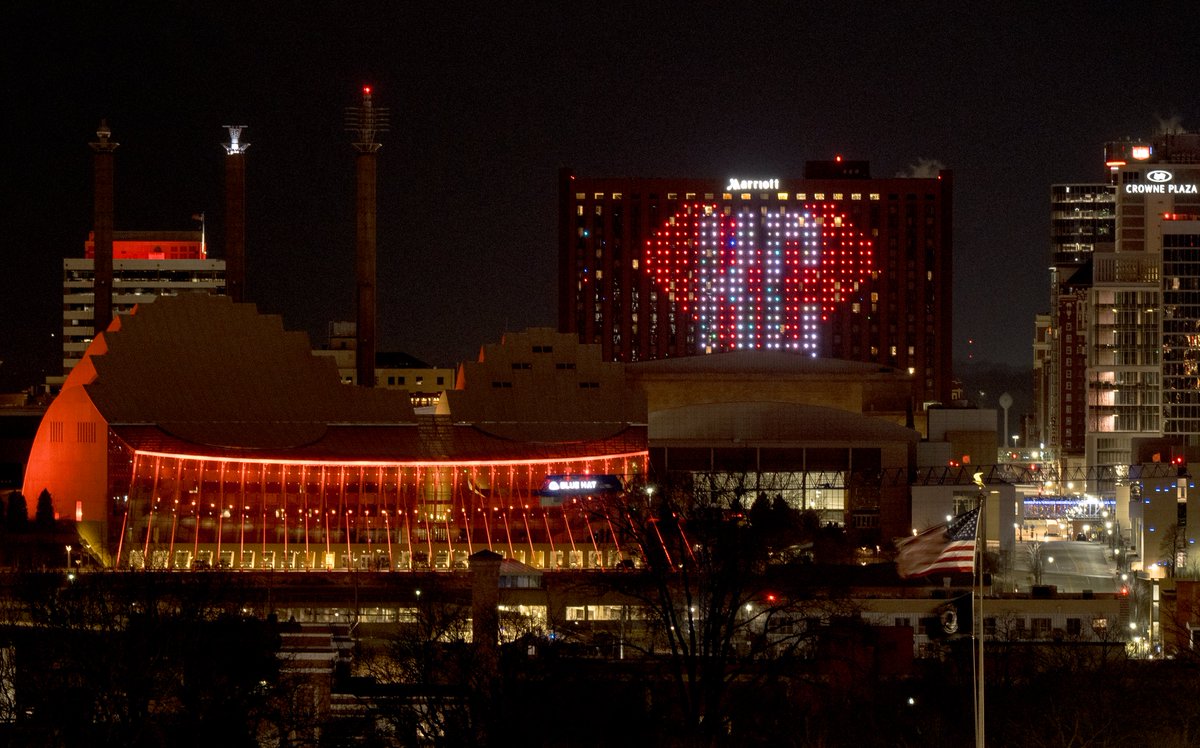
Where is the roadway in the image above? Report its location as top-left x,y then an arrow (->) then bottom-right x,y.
1006,540 -> 1119,593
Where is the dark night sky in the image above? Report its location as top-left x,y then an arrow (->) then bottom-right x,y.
3,2 -> 1198,392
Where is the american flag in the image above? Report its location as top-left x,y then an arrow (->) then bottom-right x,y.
896,507 -> 979,578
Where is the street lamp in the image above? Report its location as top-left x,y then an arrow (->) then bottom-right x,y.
65,544 -> 72,570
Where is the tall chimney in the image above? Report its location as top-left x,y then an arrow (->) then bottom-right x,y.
89,120 -> 118,337
223,125 -> 249,303
345,87 -> 388,387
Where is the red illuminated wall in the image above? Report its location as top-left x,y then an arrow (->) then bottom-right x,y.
85,231 -> 205,260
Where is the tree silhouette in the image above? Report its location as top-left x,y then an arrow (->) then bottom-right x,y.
34,490 -> 55,531
5,492 -> 28,533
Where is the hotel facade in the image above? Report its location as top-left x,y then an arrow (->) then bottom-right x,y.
558,162 -> 954,407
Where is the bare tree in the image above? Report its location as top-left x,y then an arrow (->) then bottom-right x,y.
1028,541 -> 1046,586
598,474 -> 859,743
360,592 -> 479,747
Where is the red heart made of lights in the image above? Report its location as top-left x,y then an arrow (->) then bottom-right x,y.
644,203 -> 874,353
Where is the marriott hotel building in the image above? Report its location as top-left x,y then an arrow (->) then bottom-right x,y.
558,162 -> 955,407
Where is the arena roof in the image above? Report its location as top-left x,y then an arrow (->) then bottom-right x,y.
74,295 -> 645,459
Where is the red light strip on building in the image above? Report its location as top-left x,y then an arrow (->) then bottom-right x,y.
132,449 -> 648,469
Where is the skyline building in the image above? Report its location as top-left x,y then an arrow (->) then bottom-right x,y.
557,162 -> 955,407
1080,132 -> 1200,471
1035,183 -> 1116,461
55,230 -> 225,384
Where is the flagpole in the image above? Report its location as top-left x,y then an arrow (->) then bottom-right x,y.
974,475 -> 986,748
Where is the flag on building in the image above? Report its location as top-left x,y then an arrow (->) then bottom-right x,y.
896,507 -> 979,578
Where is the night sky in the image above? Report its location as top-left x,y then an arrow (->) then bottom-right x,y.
4,3 -> 1198,393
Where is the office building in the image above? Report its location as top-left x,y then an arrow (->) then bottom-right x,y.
558,162 -> 954,407
56,230 -> 225,383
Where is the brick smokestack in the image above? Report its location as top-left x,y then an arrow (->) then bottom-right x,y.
89,120 -> 118,336
223,126 -> 249,303
346,86 -> 388,387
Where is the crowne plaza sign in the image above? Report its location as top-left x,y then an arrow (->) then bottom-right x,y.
1125,169 -> 1199,194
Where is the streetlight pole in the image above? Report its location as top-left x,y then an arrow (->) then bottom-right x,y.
65,545 -> 72,571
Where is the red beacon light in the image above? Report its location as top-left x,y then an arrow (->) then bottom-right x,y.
363,85 -> 372,95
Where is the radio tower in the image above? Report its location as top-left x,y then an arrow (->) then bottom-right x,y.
223,125 -> 249,303
90,120 -> 119,337
345,86 -> 389,388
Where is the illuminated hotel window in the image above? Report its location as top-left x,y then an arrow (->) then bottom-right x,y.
686,192 -> 696,199
594,193 -> 604,200
890,345 -> 898,356
704,193 -> 714,200
667,193 -> 677,199
871,292 -> 879,303
632,259 -> 639,269
869,193 -> 881,200
722,193 -> 732,200
797,193 -> 807,200
833,193 -> 843,200
851,303 -> 861,314
851,193 -> 862,200
575,193 -> 585,200
595,206 -> 602,215
576,206 -> 583,216
777,192 -> 789,200
814,193 -> 825,200
596,270 -> 603,279
740,193 -> 751,200
613,193 -> 622,199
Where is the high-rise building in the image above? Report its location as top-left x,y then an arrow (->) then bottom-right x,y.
558,162 -> 954,406
56,230 -> 225,383
1036,183 -> 1116,460
1084,132 -> 1200,469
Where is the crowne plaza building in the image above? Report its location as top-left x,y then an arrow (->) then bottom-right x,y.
558,161 -> 954,407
